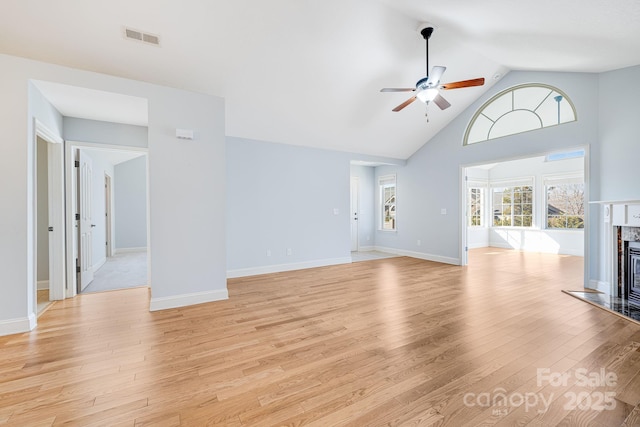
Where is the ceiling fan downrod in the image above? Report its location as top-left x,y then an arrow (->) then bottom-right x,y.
421,26 -> 434,77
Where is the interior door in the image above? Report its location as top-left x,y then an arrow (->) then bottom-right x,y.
78,150 -> 94,291
350,177 -> 359,251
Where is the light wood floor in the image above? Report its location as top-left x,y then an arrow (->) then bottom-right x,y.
2,248 -> 640,426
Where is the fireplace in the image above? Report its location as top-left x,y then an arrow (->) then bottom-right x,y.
626,242 -> 640,306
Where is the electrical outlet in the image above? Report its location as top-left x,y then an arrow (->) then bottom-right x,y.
417,240 -> 421,246
441,208 -> 447,215
266,249 -> 271,257
286,248 -> 292,256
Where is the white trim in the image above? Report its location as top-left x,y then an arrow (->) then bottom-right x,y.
356,246 -> 375,252
227,257 -> 352,279
589,280 -> 610,294
35,118 -> 63,144
115,247 -> 147,254
65,141 -> 149,298
487,241 -> 583,257
92,256 -> 107,272
149,289 -> 229,311
0,313 -> 36,337
37,280 -> 49,290
374,246 -> 459,265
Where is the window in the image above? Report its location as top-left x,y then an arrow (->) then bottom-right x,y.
491,179 -> 534,227
545,175 -> 584,229
467,181 -> 486,227
464,84 -> 577,145
379,174 -> 396,230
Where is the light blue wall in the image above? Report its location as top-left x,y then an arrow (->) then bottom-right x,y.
226,137 -> 351,272
114,156 -> 147,250
0,53 -> 227,334
64,117 -> 147,147
226,137 -> 404,274
375,70 -> 600,267
598,64 -> 640,201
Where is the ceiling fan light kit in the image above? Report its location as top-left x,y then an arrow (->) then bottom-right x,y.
381,25 -> 485,113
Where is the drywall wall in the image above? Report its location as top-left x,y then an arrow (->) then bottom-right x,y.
374,70 -> 599,269
226,137 -> 404,276
226,137 -> 351,275
114,156 -> 147,250
64,117 -> 148,148
0,53 -> 227,335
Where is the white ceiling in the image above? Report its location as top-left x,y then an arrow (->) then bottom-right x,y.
3,0 -> 640,159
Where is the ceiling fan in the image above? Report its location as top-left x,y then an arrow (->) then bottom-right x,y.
381,25 -> 485,112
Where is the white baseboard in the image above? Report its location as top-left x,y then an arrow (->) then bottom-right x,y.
374,246 -> 459,265
356,246 -> 375,252
467,242 -> 489,249
93,257 -> 106,272
589,279 -> 611,295
0,313 -> 36,337
227,257 -> 352,279
488,242 -> 584,257
37,280 -> 49,290
149,289 -> 229,312
115,247 -> 147,254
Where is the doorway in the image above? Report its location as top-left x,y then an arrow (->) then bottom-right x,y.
66,143 -> 149,295
34,121 -> 66,317
460,148 -> 588,286
350,176 -> 359,252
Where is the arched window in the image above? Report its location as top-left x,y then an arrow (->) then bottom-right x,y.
464,83 -> 577,145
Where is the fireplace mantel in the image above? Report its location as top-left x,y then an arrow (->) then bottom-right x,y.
591,200 -> 640,296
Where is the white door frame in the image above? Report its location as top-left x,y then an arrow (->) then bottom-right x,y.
350,176 -> 359,252
64,141 -> 148,297
105,173 -> 113,258
34,119 -> 66,307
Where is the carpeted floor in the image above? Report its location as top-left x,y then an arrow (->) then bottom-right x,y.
82,250 -> 148,294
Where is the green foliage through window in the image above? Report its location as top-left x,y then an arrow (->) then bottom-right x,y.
492,186 -> 533,227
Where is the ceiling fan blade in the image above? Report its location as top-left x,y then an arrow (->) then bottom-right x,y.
380,88 -> 416,92
440,77 -> 485,90
392,96 -> 417,112
432,93 -> 451,110
426,66 -> 446,87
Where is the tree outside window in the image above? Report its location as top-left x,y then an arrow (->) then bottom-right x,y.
468,187 -> 483,227
492,186 -> 533,227
546,183 -> 584,229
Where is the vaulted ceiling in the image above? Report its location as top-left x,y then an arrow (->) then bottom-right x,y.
2,0 -> 639,159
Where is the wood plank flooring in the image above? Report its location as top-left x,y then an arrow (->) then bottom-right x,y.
2,248 -> 640,426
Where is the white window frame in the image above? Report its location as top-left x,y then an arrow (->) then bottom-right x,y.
490,177 -> 535,228
543,173 -> 585,230
379,174 -> 396,231
467,179 -> 487,228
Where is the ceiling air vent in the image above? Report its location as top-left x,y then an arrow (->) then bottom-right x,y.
124,27 -> 160,46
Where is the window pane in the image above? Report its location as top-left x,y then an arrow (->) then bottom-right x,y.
465,84 -> 577,145
546,182 -> 584,229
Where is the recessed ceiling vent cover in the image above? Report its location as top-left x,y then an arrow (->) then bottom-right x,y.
124,27 -> 160,46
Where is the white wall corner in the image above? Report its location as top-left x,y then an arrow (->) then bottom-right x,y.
0,313 -> 36,337
227,257 -> 352,279
589,279 -> 611,295
149,289 -> 229,312
374,246 -> 460,265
